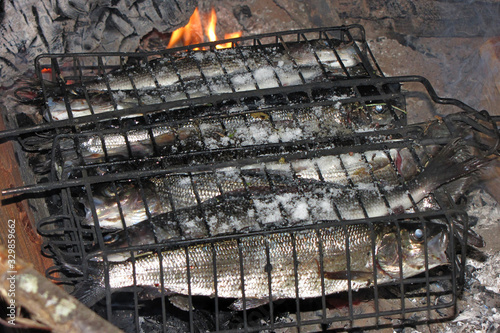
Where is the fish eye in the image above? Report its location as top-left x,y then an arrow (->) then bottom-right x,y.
103,233 -> 119,244
102,183 -> 125,198
411,228 -> 425,243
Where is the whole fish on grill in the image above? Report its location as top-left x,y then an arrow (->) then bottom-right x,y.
74,221 -> 449,310
55,101 -> 400,170
80,144 -> 415,230
41,41 -> 367,120
88,139 -> 488,259
73,41 -> 363,93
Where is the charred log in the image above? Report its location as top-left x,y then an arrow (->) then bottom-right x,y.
0,0 -> 197,86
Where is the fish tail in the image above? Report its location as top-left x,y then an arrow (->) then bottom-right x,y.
417,138 -> 491,192
478,156 -> 500,204
71,263 -> 107,307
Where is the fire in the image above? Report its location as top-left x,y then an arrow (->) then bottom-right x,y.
167,7 -> 242,49
167,8 -> 203,49
206,8 -> 217,43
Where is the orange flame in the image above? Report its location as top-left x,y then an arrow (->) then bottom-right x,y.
167,8 -> 203,49
168,7 -> 242,49
206,8 -> 217,43
218,31 -> 243,49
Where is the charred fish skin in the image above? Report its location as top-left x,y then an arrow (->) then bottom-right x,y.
74,222 -> 448,309
83,138 -> 487,235
56,101 -> 398,173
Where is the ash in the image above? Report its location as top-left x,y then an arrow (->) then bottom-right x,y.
433,188 -> 500,333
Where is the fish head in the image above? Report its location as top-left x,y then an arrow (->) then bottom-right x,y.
88,222 -> 158,262
375,222 -> 449,279
45,94 -> 131,121
45,97 -> 73,121
81,182 -> 161,229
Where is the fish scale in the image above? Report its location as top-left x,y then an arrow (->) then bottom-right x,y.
78,222 -> 448,309
80,143 -> 435,230
83,42 -> 360,93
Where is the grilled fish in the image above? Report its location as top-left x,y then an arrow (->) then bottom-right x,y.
74,221 -> 449,310
80,146 -> 406,230
43,41 -> 366,120
82,139 -> 481,232
56,102 -> 398,169
77,41 -> 363,92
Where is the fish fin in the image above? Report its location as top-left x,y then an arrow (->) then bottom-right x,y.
71,263 -> 106,307
453,219 -> 485,248
417,138 -> 492,193
229,297 -> 272,311
168,295 -> 194,311
443,175 -> 478,203
324,270 -> 373,283
72,280 -> 106,307
478,157 -> 500,204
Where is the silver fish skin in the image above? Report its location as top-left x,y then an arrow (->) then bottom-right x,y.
83,138 -> 486,233
80,41 -> 363,92
75,221 -> 449,309
44,96 -> 138,121
45,42 -> 366,121
58,102 -> 397,169
59,126 -> 176,167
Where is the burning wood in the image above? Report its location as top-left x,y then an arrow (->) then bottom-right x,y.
0,0 -> 197,86
167,7 -> 242,49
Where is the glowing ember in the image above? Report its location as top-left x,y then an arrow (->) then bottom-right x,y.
168,7 -> 242,49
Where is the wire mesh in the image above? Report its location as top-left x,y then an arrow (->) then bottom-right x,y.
0,24 -> 499,333
31,116 -> 494,332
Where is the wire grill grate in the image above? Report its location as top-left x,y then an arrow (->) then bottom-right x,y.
0,24 -> 499,333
